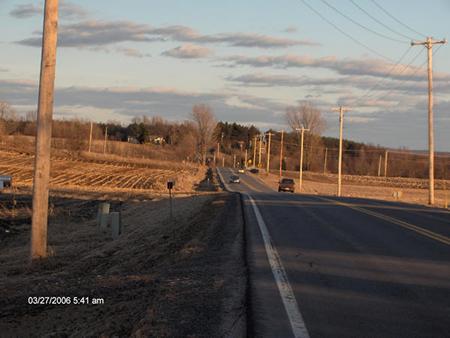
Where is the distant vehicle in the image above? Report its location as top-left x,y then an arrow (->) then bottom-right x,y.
249,168 -> 259,174
229,175 -> 240,183
238,168 -> 245,174
278,178 -> 295,193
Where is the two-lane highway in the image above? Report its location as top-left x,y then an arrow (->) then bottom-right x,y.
218,168 -> 450,338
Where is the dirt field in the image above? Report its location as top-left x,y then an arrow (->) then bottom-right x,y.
258,171 -> 450,208
0,190 -> 246,337
0,149 -> 205,194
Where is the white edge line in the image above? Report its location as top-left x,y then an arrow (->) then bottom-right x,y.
246,193 -> 310,338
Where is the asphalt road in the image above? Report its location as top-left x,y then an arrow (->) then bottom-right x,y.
218,168 -> 450,338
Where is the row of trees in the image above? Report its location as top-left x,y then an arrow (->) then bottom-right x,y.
1,100 -> 449,179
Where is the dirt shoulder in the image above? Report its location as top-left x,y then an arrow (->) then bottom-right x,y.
0,191 -> 246,337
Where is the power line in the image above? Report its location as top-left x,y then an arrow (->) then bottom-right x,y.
353,46 -> 413,104
320,0 -> 409,44
300,0 -> 395,62
370,0 -> 427,38
348,0 -> 415,41
355,46 -> 425,105
369,44 -> 443,104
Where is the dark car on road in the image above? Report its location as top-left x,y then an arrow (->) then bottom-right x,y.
249,168 -> 259,174
278,178 -> 295,193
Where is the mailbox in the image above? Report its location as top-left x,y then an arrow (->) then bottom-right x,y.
167,181 -> 174,190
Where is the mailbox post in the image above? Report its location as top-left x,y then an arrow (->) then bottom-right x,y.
167,180 -> 174,220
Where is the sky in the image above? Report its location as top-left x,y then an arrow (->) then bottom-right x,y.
1,0 -> 449,150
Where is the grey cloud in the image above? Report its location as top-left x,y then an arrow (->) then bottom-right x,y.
0,79 -> 280,126
18,20 -> 161,47
222,54 -> 450,82
10,2 -> 88,20
116,47 -> 151,58
10,4 -> 40,18
17,20 -> 319,49
162,44 -> 212,59
283,26 -> 298,33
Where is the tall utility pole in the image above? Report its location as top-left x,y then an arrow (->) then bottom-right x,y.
253,136 -> 257,167
323,147 -> 328,174
244,148 -> 248,168
103,127 -> 108,154
217,142 -> 220,166
279,130 -> 284,179
31,0 -> 59,261
266,132 -> 273,174
258,134 -> 263,168
333,106 -> 350,197
88,121 -> 93,153
412,37 -> 447,205
384,150 -> 389,177
378,154 -> 382,177
296,126 -> 309,192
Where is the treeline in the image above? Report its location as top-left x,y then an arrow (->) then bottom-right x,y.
1,100 -> 449,179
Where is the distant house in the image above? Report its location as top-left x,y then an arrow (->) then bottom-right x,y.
127,136 -> 139,144
149,136 -> 166,145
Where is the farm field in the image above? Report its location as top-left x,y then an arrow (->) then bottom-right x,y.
0,150 -> 204,194
259,171 -> 450,208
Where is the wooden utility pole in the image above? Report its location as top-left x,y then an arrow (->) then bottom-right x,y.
88,121 -> 93,153
412,37 -> 447,205
245,148 -> 248,168
103,127 -> 108,154
233,154 -> 237,168
333,106 -> 350,197
258,134 -> 263,168
323,147 -> 328,174
296,126 -> 309,192
378,154 -> 382,177
279,130 -> 284,179
266,132 -> 273,174
31,0 -> 59,260
253,136 -> 257,167
384,150 -> 389,177
217,142 -> 220,166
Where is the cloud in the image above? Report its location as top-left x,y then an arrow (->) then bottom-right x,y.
283,26 -> 298,33
18,20 -> 161,47
0,67 -> 8,72
115,47 -> 151,58
162,44 -> 212,59
10,1 -> 88,20
16,20 -> 319,49
10,4 -> 40,18
222,54 -> 450,82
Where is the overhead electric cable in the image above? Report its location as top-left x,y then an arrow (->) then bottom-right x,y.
300,0 -> 395,62
370,0 -> 427,38
348,0 -> 415,40
320,0 -> 409,44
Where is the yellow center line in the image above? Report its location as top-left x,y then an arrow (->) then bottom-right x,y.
241,176 -> 265,193
317,196 -> 450,246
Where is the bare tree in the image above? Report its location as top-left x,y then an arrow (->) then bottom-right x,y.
286,101 -> 326,134
191,104 -> 216,165
286,102 -> 326,170
0,101 -> 18,135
